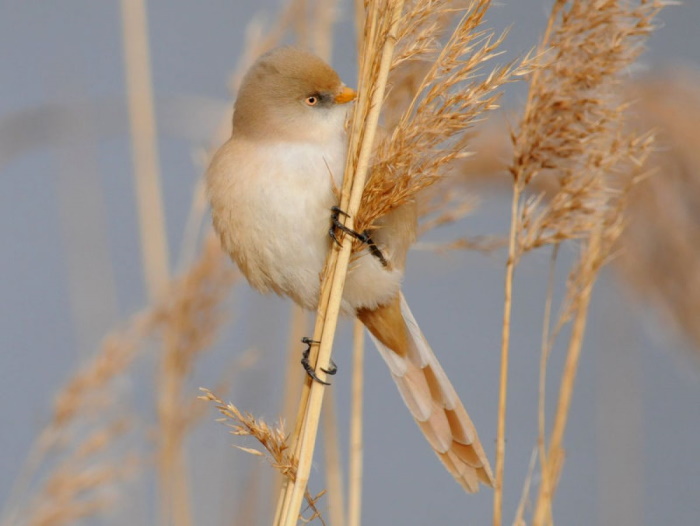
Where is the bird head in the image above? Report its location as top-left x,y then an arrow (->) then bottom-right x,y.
232,47 -> 357,143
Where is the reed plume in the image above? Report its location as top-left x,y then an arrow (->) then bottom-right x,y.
495,1 -> 664,524
0,309 -> 153,526
2,234 -> 236,526
274,2 -> 408,523
155,234 -> 237,526
356,0 -> 530,234
200,390 -> 327,525
615,70 -> 700,353
272,0 -> 539,522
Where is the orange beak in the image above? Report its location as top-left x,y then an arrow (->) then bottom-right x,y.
334,86 -> 357,104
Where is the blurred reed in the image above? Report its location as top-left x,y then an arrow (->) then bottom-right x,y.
497,1 -> 663,524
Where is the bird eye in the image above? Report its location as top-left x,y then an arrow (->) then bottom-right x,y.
305,95 -> 319,106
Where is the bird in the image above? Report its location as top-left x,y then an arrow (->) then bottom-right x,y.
206,46 -> 494,493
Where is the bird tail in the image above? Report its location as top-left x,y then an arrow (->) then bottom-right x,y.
358,293 -> 494,493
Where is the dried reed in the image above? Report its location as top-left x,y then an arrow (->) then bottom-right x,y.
496,1 -> 664,524
279,0 -> 531,520
23,421 -> 138,526
119,0 -> 170,300
0,308 -> 153,526
200,390 -> 327,525
6,375 -> 134,522
414,67 -> 700,363
347,320 -> 365,526
272,304 -> 310,515
3,233 -> 236,526
121,2 -> 178,522
614,70 -> 700,354
155,234 -> 237,526
275,3 -> 407,524
357,0 -> 530,235
322,391 -> 346,526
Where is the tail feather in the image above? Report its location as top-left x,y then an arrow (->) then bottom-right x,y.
445,406 -> 476,444
393,362 -> 433,420
417,403 -> 452,451
361,293 -> 494,492
439,450 -> 480,493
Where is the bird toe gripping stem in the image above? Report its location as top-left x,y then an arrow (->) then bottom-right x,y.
301,337 -> 337,385
329,206 -> 388,267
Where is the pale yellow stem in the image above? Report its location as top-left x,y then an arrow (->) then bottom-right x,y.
497,5 -> 566,523
120,3 -> 188,526
272,305 -> 308,523
347,319 -> 365,526
323,390 -> 346,526
512,448 -> 539,526
535,244 -> 559,526
120,0 -> 170,301
276,2 -> 405,523
312,0 -> 337,62
532,232 -> 601,525
283,306 -> 310,425
494,184 -> 521,526
275,255 -> 338,525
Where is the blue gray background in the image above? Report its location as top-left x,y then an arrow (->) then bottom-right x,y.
1,1 -> 699,525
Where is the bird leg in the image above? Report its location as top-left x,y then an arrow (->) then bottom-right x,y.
329,206 -> 388,267
301,336 -> 337,385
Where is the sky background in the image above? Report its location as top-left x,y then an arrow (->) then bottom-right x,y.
1,1 -> 700,525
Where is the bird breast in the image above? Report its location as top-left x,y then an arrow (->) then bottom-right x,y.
207,136 -> 403,313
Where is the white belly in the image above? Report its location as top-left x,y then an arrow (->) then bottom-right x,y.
208,138 -> 402,313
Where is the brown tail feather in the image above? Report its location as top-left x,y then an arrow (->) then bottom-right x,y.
357,294 -> 494,492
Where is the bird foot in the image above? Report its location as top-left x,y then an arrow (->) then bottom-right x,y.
329,206 -> 388,267
301,337 -> 337,385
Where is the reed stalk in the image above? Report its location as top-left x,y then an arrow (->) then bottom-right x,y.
493,185 -> 519,526
347,320 -> 365,526
504,2 -> 664,522
275,2 -> 405,524
119,0 -> 170,300
535,244 -> 560,526
532,231 -> 600,524
493,6 -> 563,523
322,391 -> 346,526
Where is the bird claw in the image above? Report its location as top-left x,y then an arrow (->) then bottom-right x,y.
321,360 -> 338,376
328,206 -> 388,267
329,206 -> 357,247
301,337 -> 337,385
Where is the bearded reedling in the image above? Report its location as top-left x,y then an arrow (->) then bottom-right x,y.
206,47 -> 493,492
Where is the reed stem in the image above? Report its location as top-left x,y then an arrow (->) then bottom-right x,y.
276,3 -> 405,523
120,0 -> 170,301
493,183 -> 520,526
532,231 -> 600,524
347,320 -> 365,526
